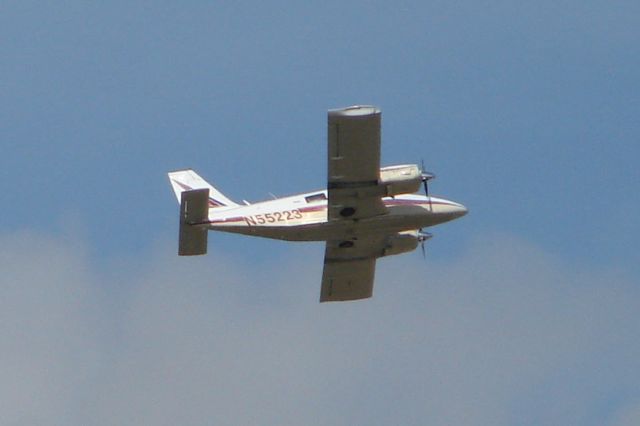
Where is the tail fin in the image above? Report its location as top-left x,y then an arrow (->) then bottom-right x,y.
168,169 -> 238,209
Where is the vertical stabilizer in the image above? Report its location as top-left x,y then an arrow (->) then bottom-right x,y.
168,169 -> 238,208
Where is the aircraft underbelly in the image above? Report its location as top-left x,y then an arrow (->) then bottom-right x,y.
209,205 -> 445,241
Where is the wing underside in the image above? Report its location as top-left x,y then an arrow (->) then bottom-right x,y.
327,106 -> 387,221
320,236 -> 387,302
320,257 -> 376,302
320,106 -> 391,302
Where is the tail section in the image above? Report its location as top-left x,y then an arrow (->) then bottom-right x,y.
168,169 -> 239,209
178,188 -> 209,256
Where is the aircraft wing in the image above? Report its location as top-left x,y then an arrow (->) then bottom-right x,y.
327,106 -> 387,220
320,237 -> 386,302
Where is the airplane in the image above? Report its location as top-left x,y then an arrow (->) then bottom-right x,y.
168,105 -> 467,302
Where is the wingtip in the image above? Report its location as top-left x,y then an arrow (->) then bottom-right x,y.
328,105 -> 381,117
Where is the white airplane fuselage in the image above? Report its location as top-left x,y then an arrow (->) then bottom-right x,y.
204,190 -> 467,242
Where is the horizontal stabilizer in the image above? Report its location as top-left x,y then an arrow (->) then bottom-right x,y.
179,189 -> 209,256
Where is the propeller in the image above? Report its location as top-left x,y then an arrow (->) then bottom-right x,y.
417,230 -> 433,259
420,159 -> 435,210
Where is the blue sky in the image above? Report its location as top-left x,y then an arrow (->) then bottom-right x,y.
1,2 -> 639,425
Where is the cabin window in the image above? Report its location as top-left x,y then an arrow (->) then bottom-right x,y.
305,193 -> 327,203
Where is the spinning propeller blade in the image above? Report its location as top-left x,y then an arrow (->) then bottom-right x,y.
417,230 -> 433,260
420,159 -> 435,210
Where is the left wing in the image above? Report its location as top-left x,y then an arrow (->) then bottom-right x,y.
320,237 -> 386,302
327,106 -> 387,221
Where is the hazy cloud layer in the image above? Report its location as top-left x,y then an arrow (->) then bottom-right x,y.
1,231 -> 638,426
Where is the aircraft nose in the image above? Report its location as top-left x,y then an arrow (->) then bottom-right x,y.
456,204 -> 468,217
428,197 -> 468,223
448,202 -> 468,219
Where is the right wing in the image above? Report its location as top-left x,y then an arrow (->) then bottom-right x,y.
320,236 -> 387,302
327,106 -> 387,221
320,257 -> 376,302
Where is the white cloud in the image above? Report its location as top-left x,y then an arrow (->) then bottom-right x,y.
608,400 -> 640,426
1,231 -> 638,426
0,231 -> 102,425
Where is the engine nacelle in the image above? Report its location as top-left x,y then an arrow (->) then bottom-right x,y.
379,164 -> 422,196
382,231 -> 420,257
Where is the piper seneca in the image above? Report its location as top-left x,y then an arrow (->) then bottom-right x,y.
168,105 -> 467,302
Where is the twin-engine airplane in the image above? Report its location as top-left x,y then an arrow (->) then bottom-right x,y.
168,106 -> 467,302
